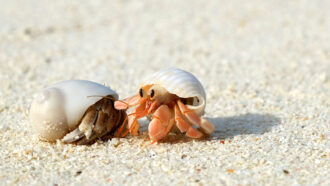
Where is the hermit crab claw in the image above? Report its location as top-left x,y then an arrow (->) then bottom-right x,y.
114,95 -> 141,110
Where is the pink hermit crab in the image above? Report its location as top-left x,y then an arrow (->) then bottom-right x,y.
114,68 -> 214,143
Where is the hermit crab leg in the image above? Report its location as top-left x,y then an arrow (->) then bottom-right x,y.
148,105 -> 175,143
114,95 -> 144,136
62,107 -> 98,143
177,100 -> 201,126
116,99 -> 148,136
174,104 -> 203,138
119,99 -> 159,136
93,108 -> 107,135
147,100 -> 159,113
177,100 -> 214,135
77,110 -> 110,145
126,103 -> 147,136
62,128 -> 85,143
114,94 -> 141,110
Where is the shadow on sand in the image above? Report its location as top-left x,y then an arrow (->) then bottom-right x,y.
142,113 -> 280,144
206,113 -> 280,140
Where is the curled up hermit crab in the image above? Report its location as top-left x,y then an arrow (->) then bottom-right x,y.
114,68 -> 215,143
29,80 -> 126,145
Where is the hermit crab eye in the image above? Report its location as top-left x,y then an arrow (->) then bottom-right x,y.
150,89 -> 155,98
139,88 -> 143,97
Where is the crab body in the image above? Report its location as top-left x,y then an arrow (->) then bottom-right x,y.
115,68 -> 214,142
30,80 -> 126,144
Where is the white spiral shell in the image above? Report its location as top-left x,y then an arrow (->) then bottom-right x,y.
141,68 -> 206,116
29,80 -> 118,141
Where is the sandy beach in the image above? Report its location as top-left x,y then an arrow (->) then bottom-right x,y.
0,0 -> 329,185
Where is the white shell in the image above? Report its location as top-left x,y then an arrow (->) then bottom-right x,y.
29,80 -> 118,141
141,68 -> 206,116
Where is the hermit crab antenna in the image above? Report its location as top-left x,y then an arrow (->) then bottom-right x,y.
87,95 -> 116,100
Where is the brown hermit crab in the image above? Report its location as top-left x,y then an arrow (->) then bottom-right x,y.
29,80 -> 126,145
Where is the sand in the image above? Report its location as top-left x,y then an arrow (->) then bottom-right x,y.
0,0 -> 329,185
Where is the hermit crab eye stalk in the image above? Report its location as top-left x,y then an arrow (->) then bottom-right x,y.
150,89 -> 155,98
139,88 -> 143,97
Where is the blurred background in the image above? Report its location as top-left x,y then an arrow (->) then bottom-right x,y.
1,0 -> 329,98
0,1 -> 329,184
